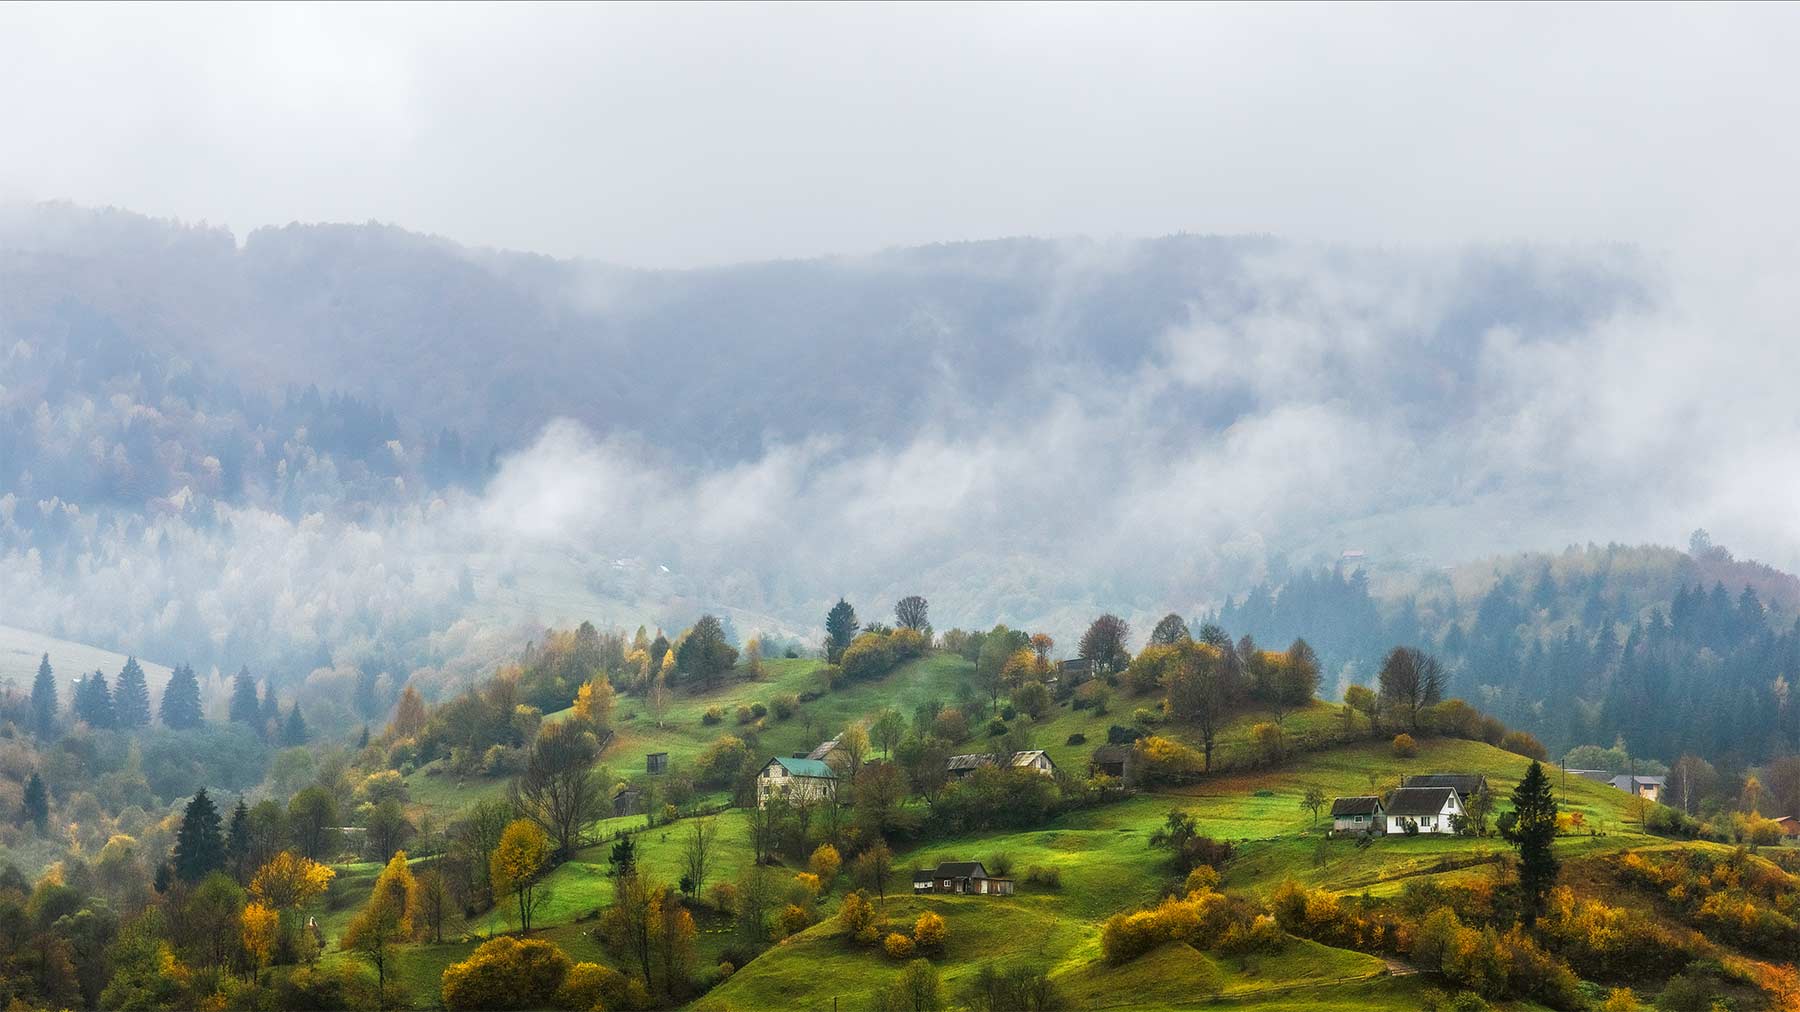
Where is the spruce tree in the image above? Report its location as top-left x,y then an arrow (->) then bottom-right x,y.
1499,760 -> 1560,926
228,667 -> 261,726
282,703 -> 310,747
259,680 -> 281,731
114,657 -> 152,730
73,670 -> 115,729
173,788 -> 227,882
825,598 -> 859,662
21,771 -> 49,832
29,654 -> 57,739
226,798 -> 251,881
159,662 -> 205,729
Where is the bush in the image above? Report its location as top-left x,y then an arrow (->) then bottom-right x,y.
1106,725 -> 1141,745
912,911 -> 948,952
702,706 -> 724,726
1066,733 -> 1086,746
1500,730 -> 1547,761
1024,866 -> 1061,889
555,962 -> 630,1012
751,701 -> 768,718
1000,703 -> 1018,721
988,852 -> 1014,877
1392,733 -> 1418,758
839,890 -> 875,940
775,903 -> 813,939
1132,707 -> 1162,727
771,695 -> 799,720
985,718 -> 1009,738
440,936 -> 572,1010
884,932 -> 916,959
809,844 -> 842,884
1014,682 -> 1051,720
735,705 -> 754,724
695,735 -> 751,788
708,881 -> 739,915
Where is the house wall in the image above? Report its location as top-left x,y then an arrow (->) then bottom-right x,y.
1333,813 -> 1380,833
755,767 -> 836,808
1385,798 -> 1462,835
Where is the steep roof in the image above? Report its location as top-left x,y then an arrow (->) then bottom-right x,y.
1331,796 -> 1383,817
1385,786 -> 1458,818
946,753 -> 998,772
1402,774 -> 1488,795
1009,750 -> 1052,767
931,861 -> 990,879
767,756 -> 836,778
806,734 -> 842,761
1091,744 -> 1133,765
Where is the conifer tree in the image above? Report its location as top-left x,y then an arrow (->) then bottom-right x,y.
1499,760 -> 1560,926
114,657 -> 152,730
283,703 -> 310,747
226,798 -> 252,882
173,788 -> 227,882
74,670 -> 116,729
825,598 -> 859,662
21,771 -> 49,832
228,667 -> 261,726
159,663 -> 205,729
260,680 -> 281,733
30,654 -> 57,738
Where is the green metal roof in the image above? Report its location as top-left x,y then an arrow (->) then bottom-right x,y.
768,755 -> 836,778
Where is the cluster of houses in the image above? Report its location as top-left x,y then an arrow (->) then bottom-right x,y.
1330,774 -> 1487,836
752,737 -> 1058,809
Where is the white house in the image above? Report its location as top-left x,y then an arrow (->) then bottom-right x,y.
755,756 -> 837,809
1383,786 -> 1464,835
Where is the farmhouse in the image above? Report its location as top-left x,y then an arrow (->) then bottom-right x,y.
1608,774 -> 1665,803
911,861 -> 1014,896
1401,774 -> 1489,803
1775,816 -> 1800,838
946,753 -> 995,779
1089,744 -> 1137,785
1056,657 -> 1095,686
947,750 -> 1059,779
1383,786 -> 1464,834
1009,750 -> 1057,776
754,756 -> 837,808
806,734 -> 843,763
1330,795 -> 1386,835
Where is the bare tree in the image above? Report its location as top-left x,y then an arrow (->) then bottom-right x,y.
510,720 -> 605,860
681,817 -> 719,899
895,595 -> 929,631
1377,646 -> 1445,731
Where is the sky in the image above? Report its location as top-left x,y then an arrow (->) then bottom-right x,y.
3,3 -> 1800,267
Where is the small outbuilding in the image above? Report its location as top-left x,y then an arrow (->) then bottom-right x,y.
612,786 -> 642,817
1330,796 -> 1386,835
646,752 -> 669,775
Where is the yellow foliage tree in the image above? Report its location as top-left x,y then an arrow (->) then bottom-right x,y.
808,844 -> 842,885
241,902 -> 278,973
490,820 -> 551,933
388,684 -> 427,740
572,676 -> 617,731
440,936 -> 572,1011
344,850 -> 420,998
250,850 -> 334,958
912,910 -> 948,952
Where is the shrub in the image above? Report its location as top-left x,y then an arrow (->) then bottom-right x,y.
775,903 -> 813,939
1448,993 -> 1490,1012
884,932 -> 916,959
771,694 -> 799,720
985,718 -> 1009,738
1024,866 -> 1061,889
988,852 -> 1014,877
1184,865 -> 1220,894
702,706 -> 724,726
912,911 -> 948,952
695,735 -> 751,788
809,844 -> 842,884
790,872 -> 822,905
1392,733 -> 1418,758
1500,730 -> 1547,761
555,962 -> 630,1012
999,703 -> 1018,721
735,705 -> 754,724
1066,733 -> 1086,746
839,890 -> 875,940
440,936 -> 572,1011
1106,725 -> 1141,745
708,881 -> 739,915
1132,706 -> 1162,727
751,701 -> 769,719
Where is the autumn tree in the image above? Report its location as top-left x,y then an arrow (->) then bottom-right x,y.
646,673 -> 672,729
895,595 -> 929,631
1150,613 -> 1191,646
388,684 -> 428,740
1079,614 -> 1132,675
250,850 -> 335,957
853,842 -> 894,900
417,868 -> 451,943
344,850 -> 420,1003
872,707 -> 906,759
825,599 -> 860,662
511,719 -> 605,860
1344,684 -> 1379,734
440,936 -> 572,1011
1377,646 -> 1445,732
1301,785 -> 1327,829
491,819 -> 551,933
1163,644 -> 1232,771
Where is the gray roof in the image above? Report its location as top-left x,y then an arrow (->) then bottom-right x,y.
1610,774 -> 1666,790
1090,744 -> 1133,765
1009,750 -> 1053,768
946,753 -> 998,772
1385,786 -> 1458,818
806,734 -> 842,761
1402,774 -> 1488,795
1331,796 -> 1383,817
930,861 -> 990,879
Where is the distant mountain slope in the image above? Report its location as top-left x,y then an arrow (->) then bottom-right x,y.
0,622 -> 171,697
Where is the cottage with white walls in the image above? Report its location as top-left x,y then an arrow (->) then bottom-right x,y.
1383,786 -> 1464,834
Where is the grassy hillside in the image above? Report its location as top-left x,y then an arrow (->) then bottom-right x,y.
0,622 -> 172,694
